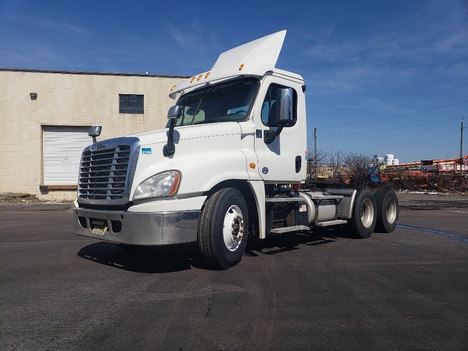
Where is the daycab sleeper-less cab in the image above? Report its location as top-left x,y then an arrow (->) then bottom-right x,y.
73,30 -> 399,269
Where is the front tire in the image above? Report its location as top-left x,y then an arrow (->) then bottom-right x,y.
348,188 -> 377,239
198,188 -> 249,269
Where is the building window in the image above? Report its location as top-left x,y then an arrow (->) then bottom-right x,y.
119,94 -> 144,114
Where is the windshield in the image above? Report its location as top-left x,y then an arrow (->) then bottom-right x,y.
169,77 -> 259,127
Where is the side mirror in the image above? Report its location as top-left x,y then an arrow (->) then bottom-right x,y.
88,126 -> 102,143
167,105 -> 183,120
264,88 -> 294,144
164,106 -> 183,157
276,88 -> 293,125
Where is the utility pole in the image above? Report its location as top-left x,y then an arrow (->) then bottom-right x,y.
314,127 -> 318,181
460,118 -> 465,159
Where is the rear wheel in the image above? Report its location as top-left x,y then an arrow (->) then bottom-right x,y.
374,189 -> 399,233
198,188 -> 249,269
348,188 -> 377,238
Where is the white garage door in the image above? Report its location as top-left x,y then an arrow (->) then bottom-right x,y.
43,126 -> 91,185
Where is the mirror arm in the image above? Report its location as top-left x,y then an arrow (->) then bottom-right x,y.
264,124 -> 285,144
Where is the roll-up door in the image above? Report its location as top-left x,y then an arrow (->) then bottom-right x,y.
43,126 -> 91,185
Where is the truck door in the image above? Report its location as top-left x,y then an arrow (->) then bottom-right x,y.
253,80 -> 307,183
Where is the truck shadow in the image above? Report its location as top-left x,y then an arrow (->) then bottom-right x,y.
245,227 -> 344,257
77,227 -> 350,273
77,242 -> 200,273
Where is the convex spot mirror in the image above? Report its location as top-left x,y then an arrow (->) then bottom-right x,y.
167,105 -> 183,120
88,126 -> 102,143
88,126 -> 102,138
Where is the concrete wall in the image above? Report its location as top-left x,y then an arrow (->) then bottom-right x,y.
0,69 -> 187,201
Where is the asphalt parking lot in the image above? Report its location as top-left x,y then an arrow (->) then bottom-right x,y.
1,193 -> 467,350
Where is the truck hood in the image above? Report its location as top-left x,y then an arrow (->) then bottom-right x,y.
128,121 -> 258,198
130,128 -> 169,146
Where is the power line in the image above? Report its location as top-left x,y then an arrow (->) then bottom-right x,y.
319,116 -> 465,138
319,100 -> 468,129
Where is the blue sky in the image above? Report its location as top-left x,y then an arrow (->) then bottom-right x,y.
1,0 -> 467,163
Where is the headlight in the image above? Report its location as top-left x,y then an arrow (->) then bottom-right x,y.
133,171 -> 181,200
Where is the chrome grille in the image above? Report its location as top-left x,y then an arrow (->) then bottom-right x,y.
78,137 -> 139,205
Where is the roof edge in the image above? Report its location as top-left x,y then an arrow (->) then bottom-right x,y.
0,67 -> 190,79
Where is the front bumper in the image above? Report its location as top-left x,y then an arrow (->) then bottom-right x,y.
73,207 -> 200,246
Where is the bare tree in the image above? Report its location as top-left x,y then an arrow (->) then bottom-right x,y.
341,152 -> 375,187
306,149 -> 328,181
325,151 -> 344,183
306,133 -> 328,181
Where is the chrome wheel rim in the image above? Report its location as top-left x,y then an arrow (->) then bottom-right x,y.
361,198 -> 374,228
223,205 -> 244,252
386,198 -> 397,224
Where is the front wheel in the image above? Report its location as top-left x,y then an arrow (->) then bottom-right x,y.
348,188 -> 377,239
198,188 -> 249,269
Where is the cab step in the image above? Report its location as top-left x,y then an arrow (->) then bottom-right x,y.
315,219 -> 348,227
270,225 -> 310,234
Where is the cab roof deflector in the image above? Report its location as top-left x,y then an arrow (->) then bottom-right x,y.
169,30 -> 287,99
210,30 -> 286,73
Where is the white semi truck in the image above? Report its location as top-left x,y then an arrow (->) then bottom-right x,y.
74,30 -> 399,269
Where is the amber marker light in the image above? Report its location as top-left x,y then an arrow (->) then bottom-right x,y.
205,72 -> 211,79
239,63 -> 245,71
190,77 -> 196,83
197,74 -> 203,81
170,85 -> 177,91
168,172 -> 182,195
249,163 -> 256,169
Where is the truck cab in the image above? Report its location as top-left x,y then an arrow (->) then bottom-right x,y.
74,30 -> 399,269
